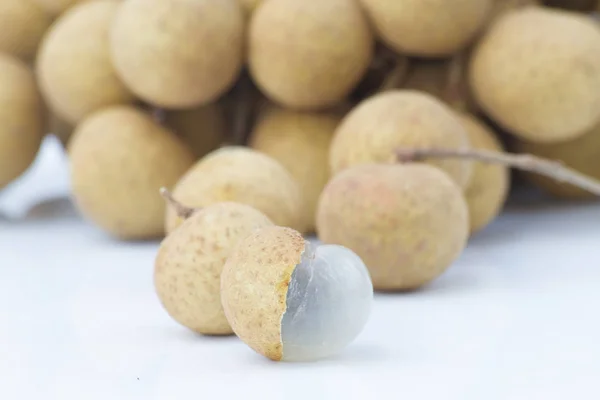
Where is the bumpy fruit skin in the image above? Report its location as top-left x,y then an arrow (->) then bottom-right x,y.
330,90 -> 473,188
459,114 -> 510,234
469,7 -> 600,144
514,124 -> 600,199
249,107 -> 340,233
110,0 -> 244,109
221,226 -> 305,361
36,0 -> 135,125
166,146 -> 305,234
69,106 -> 195,240
154,202 -> 273,335
0,0 -> 52,62
316,163 -> 469,291
33,0 -> 95,16
164,103 -> 228,159
0,54 -> 45,190
359,0 -> 492,57
248,0 -> 374,110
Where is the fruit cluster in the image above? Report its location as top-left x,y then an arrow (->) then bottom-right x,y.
3,0 -> 600,361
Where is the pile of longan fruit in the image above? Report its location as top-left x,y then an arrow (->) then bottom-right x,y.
3,0 -> 600,350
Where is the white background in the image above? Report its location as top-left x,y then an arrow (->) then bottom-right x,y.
1,137 -> 599,400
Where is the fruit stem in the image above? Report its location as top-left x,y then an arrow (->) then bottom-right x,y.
159,187 -> 197,219
396,148 -> 600,196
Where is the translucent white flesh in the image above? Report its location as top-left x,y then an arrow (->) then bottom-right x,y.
281,243 -> 373,362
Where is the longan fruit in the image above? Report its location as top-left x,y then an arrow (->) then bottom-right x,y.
221,225 -> 373,361
329,90 -> 473,188
36,0 -> 135,125
469,7 -> 600,143
249,106 -> 341,233
110,0 -> 245,109
164,103 -> 228,159
248,0 -> 374,110
459,114 -> 510,234
0,0 -> 52,62
514,124 -> 600,199
155,201 -> 273,336
0,54 -> 45,190
316,163 -> 469,291
69,105 -> 195,240
166,146 -> 305,234
358,0 -> 493,57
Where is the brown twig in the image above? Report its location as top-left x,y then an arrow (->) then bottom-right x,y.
396,148 -> 600,196
159,187 -> 197,219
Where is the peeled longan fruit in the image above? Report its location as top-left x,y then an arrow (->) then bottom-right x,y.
166,147 -> 305,234
164,103 -> 228,159
317,163 -> 469,291
358,0 -> 492,58
69,106 -> 195,240
330,90 -> 473,188
110,0 -> 244,109
459,114 -> 510,234
0,0 -> 52,62
248,0 -> 374,110
155,199 -> 273,335
469,7 -> 600,143
221,225 -> 373,361
514,125 -> 600,199
249,107 -> 341,233
36,0 -> 135,125
0,54 -> 45,190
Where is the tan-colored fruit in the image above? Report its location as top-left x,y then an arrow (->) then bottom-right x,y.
155,202 -> 273,335
316,163 -> 469,291
166,146 -> 305,234
110,0 -> 244,108
544,0 -> 596,11
33,0 -> 95,16
330,90 -> 473,188
37,0 -> 135,125
459,114 -> 510,234
164,103 -> 228,159
69,105 -> 195,240
0,0 -> 52,62
248,0 -> 374,110
514,124 -> 600,199
469,7 -> 600,143
221,225 -> 373,361
0,54 -> 45,190
47,112 -> 74,147
249,107 -> 340,233
358,0 -> 493,57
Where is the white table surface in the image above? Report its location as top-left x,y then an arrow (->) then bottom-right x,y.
2,136 -> 600,400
